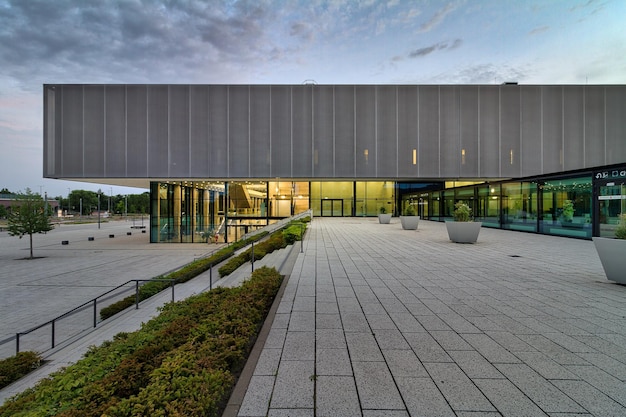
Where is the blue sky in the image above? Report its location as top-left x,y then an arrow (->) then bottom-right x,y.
0,0 -> 624,197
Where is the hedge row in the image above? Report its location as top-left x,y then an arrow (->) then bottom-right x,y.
218,219 -> 308,278
0,266 -> 283,417
100,232 -> 268,320
0,351 -> 42,390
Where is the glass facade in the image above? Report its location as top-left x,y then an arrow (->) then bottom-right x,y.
149,167 -> 626,242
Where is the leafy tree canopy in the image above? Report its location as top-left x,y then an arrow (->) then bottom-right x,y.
8,189 -> 54,259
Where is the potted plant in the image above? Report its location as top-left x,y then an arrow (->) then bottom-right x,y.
400,204 -> 419,230
445,202 -> 482,243
378,206 -> 391,224
592,213 -> 626,284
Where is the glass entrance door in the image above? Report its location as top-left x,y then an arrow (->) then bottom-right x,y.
598,183 -> 626,237
321,199 -> 344,217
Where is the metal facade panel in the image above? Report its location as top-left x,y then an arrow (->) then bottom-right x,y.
169,85 -> 190,178
270,86 -> 291,177
500,86 -> 521,177
228,85 -> 249,178
479,87 -> 499,177
563,86 -> 584,170
606,86 -> 626,165
313,85 -> 334,177
62,85 -> 83,176
585,87 -> 605,167
459,86 -> 479,177
292,86 -> 313,177
397,86 -> 418,177
521,86 -> 542,176
190,86 -> 209,177
208,85 -> 228,177
334,86 -> 355,177
440,86 -> 459,178
377,86 -> 397,178
83,86 -> 105,177
355,86 -> 376,177
105,85 -> 126,177
418,86 -> 439,177
126,85 -> 148,177
43,86 -> 57,176
542,86 -> 563,173
250,85 -> 271,177
147,85 -> 169,177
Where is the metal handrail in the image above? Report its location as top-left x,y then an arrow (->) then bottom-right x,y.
7,278 -> 175,356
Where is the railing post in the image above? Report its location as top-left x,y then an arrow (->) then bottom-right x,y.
300,223 -> 304,253
93,299 -> 97,327
171,281 -> 175,303
209,264 -> 213,290
135,280 -> 140,309
16,333 -> 20,354
51,320 -> 55,349
251,241 -> 255,272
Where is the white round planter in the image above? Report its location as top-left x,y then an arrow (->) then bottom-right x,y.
400,216 -> 419,230
592,237 -> 626,284
445,221 -> 482,243
378,214 -> 391,224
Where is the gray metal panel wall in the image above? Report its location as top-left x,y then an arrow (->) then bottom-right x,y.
313,85 -> 334,176
377,85 -> 398,178
459,86 -> 479,177
105,85 -> 126,176
521,86 -> 542,176
500,86 -> 521,178
606,86 -> 626,165
542,86 -> 563,173
479,87 -> 499,177
440,86 -> 460,178
292,86 -> 313,177
418,86 -> 439,177
397,86 -> 418,177
334,86 -> 355,177
228,86 -> 249,178
250,86 -> 271,177
585,87 -> 605,167
43,83 -> 626,183
563,86 -> 584,171
126,85 -> 148,177
270,86 -> 291,177
147,86 -> 168,177
190,86 -> 209,177
208,85 -> 228,177
355,86 -> 376,177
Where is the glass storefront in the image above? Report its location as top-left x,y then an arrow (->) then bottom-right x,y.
149,170 -> 617,242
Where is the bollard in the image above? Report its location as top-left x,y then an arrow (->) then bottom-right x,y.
109,234 -> 115,238
88,237 -> 94,241
62,240 -> 69,245
127,232 -> 132,236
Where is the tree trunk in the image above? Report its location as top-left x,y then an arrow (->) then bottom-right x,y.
29,232 -> 34,259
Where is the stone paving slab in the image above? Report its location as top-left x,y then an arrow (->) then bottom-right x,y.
238,218 -> 626,417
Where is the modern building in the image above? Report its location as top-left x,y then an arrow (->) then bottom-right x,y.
43,84 -> 626,243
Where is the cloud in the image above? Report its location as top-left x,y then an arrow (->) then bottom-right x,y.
529,26 -> 549,35
407,39 -> 462,59
417,2 -> 461,33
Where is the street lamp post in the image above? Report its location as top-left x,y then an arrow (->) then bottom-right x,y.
97,189 -> 101,229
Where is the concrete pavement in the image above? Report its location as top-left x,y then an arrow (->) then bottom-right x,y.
235,218 -> 626,417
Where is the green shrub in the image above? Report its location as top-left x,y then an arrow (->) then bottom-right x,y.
0,267 -> 283,417
0,351 -> 42,389
453,202 -> 472,222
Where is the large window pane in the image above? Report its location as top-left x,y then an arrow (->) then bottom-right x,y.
502,182 -> 537,232
540,177 -> 592,238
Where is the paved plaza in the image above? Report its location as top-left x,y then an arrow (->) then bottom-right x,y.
2,218 -> 626,416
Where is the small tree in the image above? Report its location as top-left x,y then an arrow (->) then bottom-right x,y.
8,189 -> 54,259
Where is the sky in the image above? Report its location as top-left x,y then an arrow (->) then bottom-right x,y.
0,0 -> 625,198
